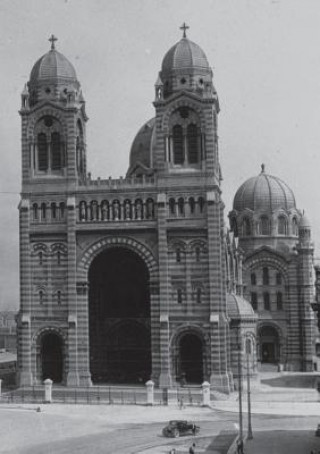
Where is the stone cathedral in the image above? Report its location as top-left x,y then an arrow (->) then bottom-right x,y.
17,28 -> 316,391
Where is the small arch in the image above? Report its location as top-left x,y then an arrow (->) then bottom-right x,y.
40,331 -> 64,383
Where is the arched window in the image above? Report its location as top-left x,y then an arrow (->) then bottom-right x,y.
33,203 -> 38,221
243,218 -> 251,236
260,216 -> 270,235
196,287 -> 202,304
39,290 -> 44,305
51,132 -> 62,170
263,267 -> 269,285
172,125 -> 184,164
59,202 -> 65,220
38,133 -> 48,171
39,252 -> 43,266
251,273 -> 256,286
178,197 -> 184,216
57,251 -> 61,265
187,124 -> 199,164
278,216 -> 287,235
292,217 -> 298,236
198,197 -> 205,214
169,198 -> 176,216
189,197 -> 195,214
251,292 -> 258,310
41,203 -> 46,221
177,288 -> 183,304
176,248 -> 181,263
51,202 -> 57,220
263,292 -> 270,310
195,247 -> 200,262
276,292 -> 283,310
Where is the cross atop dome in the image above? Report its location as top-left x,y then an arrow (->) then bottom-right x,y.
180,22 -> 189,39
49,34 -> 58,50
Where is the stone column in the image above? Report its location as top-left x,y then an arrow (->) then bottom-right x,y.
76,281 -> 92,386
44,378 -> 53,403
18,198 -> 33,386
66,196 -> 79,386
146,380 -> 154,405
157,193 -> 172,387
202,381 -> 211,406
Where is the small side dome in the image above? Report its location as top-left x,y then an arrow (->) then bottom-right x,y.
233,164 -> 296,213
161,38 -> 210,74
127,118 -> 156,176
227,293 -> 256,319
30,49 -> 77,83
299,214 -> 311,229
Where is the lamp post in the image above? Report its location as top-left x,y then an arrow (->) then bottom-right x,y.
245,337 -> 253,440
236,324 -> 244,453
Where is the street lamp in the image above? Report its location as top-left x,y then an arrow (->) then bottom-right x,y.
245,336 -> 253,440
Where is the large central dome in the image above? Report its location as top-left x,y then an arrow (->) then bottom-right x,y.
233,165 -> 296,212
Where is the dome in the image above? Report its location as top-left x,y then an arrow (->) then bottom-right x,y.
127,118 -> 156,175
30,49 -> 77,84
299,214 -> 311,229
227,293 -> 256,319
161,37 -> 210,74
233,165 -> 296,213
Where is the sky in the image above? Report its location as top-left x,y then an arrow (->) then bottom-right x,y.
1,0 -> 320,310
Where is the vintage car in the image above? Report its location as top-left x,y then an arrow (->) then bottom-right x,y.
162,420 -> 200,438
315,424 -> 320,436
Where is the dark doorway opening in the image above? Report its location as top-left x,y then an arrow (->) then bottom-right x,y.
259,326 -> 279,363
89,247 -> 151,384
41,333 -> 63,383
179,333 -> 203,384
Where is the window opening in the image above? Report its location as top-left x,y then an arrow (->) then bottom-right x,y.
276,292 -> 283,310
251,292 -> 258,310
263,267 -> 269,285
187,124 -> 198,164
38,133 -> 48,171
177,288 -> 183,304
251,273 -> 256,286
172,125 -> 184,164
263,292 -> 270,310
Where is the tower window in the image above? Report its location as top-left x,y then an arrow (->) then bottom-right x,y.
51,202 -> 57,220
263,292 -> 270,310
172,125 -> 184,164
251,292 -> 258,310
178,198 -> 184,216
51,132 -> 62,170
278,216 -> 287,235
37,133 -> 48,171
263,267 -> 269,285
39,290 -> 44,305
41,203 -> 46,220
57,291 -> 61,305
243,218 -> 251,236
189,197 -> 195,214
198,197 -> 205,213
251,273 -> 256,286
176,248 -> 181,263
57,251 -> 61,265
177,288 -> 183,304
169,198 -> 176,216
276,292 -> 283,310
196,287 -> 202,303
33,203 -> 38,220
260,216 -> 270,235
39,252 -> 43,266
195,247 -> 200,262
187,124 -> 198,164
59,202 -> 65,220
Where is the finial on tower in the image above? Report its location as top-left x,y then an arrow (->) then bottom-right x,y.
180,22 -> 189,38
261,163 -> 265,174
49,34 -> 58,50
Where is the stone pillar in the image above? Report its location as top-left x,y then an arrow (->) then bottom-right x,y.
157,193 -> 172,387
76,281 -> 92,386
44,378 -> 53,403
202,381 -> 211,406
66,196 -> 79,386
146,380 -> 154,405
18,198 -> 33,386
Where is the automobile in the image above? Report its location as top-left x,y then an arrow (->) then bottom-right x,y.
162,420 -> 200,438
315,424 -> 320,437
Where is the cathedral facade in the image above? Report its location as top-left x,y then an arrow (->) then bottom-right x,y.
17,29 -> 314,391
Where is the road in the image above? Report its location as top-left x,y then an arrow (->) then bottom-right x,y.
0,404 -> 319,454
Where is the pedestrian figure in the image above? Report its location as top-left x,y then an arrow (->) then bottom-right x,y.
189,442 -> 196,454
179,396 -> 184,410
236,438 -> 244,454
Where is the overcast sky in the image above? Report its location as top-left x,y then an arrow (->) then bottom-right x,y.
1,0 -> 320,310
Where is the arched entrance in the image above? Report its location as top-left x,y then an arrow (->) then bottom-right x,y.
41,333 -> 63,383
179,333 -> 203,384
89,247 -> 151,384
259,326 -> 280,363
